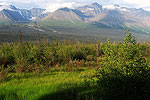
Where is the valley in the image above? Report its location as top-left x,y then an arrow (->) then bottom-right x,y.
1,1 -> 150,100
0,2 -> 150,42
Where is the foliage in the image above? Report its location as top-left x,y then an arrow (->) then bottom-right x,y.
94,33 -> 150,100
1,31 -> 150,99
0,41 -> 97,72
124,29 -> 136,44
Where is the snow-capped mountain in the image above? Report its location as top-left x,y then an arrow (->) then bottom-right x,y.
0,4 -> 29,23
20,8 -> 49,21
0,4 -> 17,11
1,2 -> 150,34
0,4 -> 49,23
40,2 -> 150,33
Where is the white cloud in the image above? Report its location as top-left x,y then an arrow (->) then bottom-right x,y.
144,8 -> 150,11
123,0 -> 150,8
0,0 -> 81,11
123,0 -> 150,11
103,5 -> 118,10
0,2 -> 9,5
1,0 -> 150,12
43,2 -> 76,12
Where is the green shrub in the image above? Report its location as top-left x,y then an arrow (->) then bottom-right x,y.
94,33 -> 150,100
0,44 -> 15,68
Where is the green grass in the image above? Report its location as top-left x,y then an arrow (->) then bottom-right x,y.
0,23 -> 150,42
129,25 -> 150,35
0,68 -> 96,100
1,33 -> 150,100
39,19 -> 90,29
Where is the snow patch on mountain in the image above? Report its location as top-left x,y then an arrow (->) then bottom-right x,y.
32,17 -> 37,20
0,5 -> 15,11
87,8 -> 94,11
103,5 -> 119,10
103,5 -> 129,12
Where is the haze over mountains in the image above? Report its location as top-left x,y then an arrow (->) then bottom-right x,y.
0,2 -> 150,42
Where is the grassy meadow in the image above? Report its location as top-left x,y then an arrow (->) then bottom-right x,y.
0,68 -> 96,100
0,31 -> 150,100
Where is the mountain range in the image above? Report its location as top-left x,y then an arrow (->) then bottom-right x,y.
0,2 -> 150,42
40,2 -> 150,34
0,4 -> 49,23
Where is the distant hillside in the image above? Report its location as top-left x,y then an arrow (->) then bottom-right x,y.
0,4 -> 49,24
0,5 -> 29,23
39,2 -> 150,34
20,8 -> 49,21
1,2 -> 150,42
1,2 -> 150,34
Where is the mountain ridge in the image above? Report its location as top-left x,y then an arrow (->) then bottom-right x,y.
40,2 -> 150,34
0,4 -> 49,23
0,3 -> 150,34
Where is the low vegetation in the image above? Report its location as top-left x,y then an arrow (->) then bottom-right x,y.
0,30 -> 150,100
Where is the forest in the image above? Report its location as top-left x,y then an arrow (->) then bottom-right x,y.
0,30 -> 150,100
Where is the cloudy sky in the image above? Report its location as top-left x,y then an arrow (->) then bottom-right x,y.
0,0 -> 150,12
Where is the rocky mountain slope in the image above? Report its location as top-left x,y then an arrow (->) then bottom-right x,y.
20,8 -> 49,21
0,4 -> 49,23
40,2 -> 150,34
0,5 -> 29,23
1,2 -> 150,34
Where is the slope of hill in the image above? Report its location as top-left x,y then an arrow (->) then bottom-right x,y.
0,5 -> 29,23
20,8 -> 49,21
39,2 -> 150,34
0,4 -> 49,24
1,2 -> 150,42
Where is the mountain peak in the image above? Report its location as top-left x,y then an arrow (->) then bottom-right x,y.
59,7 -> 72,12
92,2 -> 99,5
114,4 -> 120,7
31,8 -> 46,10
91,2 -> 102,8
0,4 -> 17,11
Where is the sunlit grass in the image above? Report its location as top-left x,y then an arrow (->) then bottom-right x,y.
0,68 -> 95,100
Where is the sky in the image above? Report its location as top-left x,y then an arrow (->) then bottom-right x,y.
0,0 -> 150,12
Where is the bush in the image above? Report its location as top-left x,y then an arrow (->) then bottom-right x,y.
0,44 -> 15,68
94,34 -> 150,100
